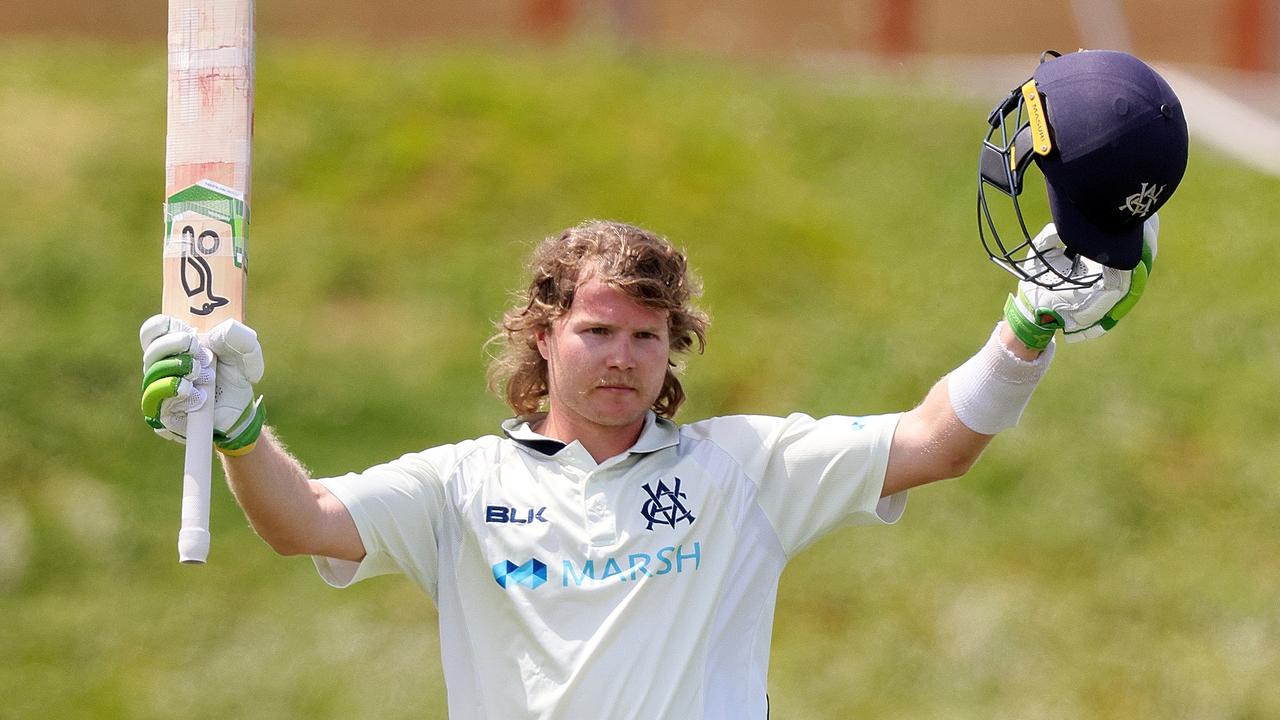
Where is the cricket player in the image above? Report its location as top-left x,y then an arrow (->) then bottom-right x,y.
139,50 -> 1187,719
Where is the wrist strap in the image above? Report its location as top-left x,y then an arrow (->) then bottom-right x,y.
947,324 -> 1054,434
1003,294 -> 1057,351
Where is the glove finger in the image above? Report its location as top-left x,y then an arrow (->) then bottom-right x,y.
142,355 -> 195,391
208,323 -> 260,438
1027,247 -> 1077,284
154,427 -> 188,444
1099,260 -> 1149,328
145,342 -> 214,390
1058,264 -> 1129,330
140,314 -> 194,351
145,377 -> 207,432
172,377 -> 208,412
143,330 -> 201,370
1029,223 -> 1066,253
208,319 -> 264,383
1022,224 -> 1078,280
1064,253 -> 1108,287
142,374 -> 183,423
1064,324 -> 1107,343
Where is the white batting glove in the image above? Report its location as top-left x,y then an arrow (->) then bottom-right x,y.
140,315 -> 266,455
1004,217 -> 1158,350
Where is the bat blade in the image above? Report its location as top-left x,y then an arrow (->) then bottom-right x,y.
162,0 -> 254,564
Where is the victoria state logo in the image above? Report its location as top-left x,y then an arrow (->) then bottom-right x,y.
1118,182 -> 1166,218
641,477 -> 696,531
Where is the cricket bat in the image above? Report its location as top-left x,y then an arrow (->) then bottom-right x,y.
162,0 -> 254,564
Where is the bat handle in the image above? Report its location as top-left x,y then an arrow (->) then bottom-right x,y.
178,357 -> 216,564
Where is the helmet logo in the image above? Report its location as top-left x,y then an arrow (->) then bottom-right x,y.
1118,182 -> 1166,217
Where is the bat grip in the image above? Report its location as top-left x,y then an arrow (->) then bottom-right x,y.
178,356 -> 216,564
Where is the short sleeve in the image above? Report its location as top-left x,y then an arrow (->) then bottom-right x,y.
689,413 -> 904,556
311,447 -> 453,599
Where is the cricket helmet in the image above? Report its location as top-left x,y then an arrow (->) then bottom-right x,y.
978,50 -> 1189,288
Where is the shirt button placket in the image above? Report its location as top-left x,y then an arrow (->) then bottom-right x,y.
584,472 -> 616,547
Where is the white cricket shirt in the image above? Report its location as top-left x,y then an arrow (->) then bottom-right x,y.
313,411 -> 906,720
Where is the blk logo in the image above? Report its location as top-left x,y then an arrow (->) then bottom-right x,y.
486,506 -> 548,524
1118,182 -> 1165,218
641,477 -> 696,530
493,558 -> 547,589
179,225 -> 228,316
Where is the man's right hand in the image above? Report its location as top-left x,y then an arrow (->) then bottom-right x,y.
140,315 -> 266,456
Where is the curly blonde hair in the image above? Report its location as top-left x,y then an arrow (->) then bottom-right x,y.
488,220 -> 709,418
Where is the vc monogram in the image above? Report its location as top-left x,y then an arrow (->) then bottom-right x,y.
641,477 -> 696,530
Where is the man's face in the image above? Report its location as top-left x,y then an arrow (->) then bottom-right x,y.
536,275 -> 671,436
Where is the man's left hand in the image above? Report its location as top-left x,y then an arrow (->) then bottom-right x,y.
1004,216 -> 1158,350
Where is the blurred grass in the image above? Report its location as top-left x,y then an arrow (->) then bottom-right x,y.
2,38 -> 1279,719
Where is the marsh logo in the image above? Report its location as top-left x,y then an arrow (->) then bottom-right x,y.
493,558 -> 547,589
563,543 -> 702,586
640,477 -> 696,530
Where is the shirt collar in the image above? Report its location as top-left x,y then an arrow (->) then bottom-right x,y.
501,410 -> 680,459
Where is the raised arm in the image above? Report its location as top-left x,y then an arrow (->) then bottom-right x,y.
219,428 -> 364,560
882,219 -> 1158,497
883,323 -> 1045,496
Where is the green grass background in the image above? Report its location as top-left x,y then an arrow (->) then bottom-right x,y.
2,39 -> 1278,719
